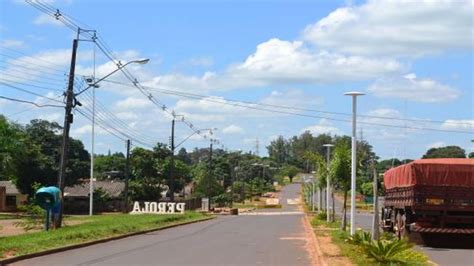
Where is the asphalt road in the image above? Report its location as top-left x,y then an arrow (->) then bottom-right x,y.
13,184 -> 313,266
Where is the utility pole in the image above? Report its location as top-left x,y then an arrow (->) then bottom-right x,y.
230,164 -> 234,208
124,139 -> 131,213
169,119 -> 175,201
371,159 -> 380,240
56,38 -> 78,228
208,143 -> 213,209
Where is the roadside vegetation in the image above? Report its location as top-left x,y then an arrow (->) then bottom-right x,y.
0,212 -> 210,259
310,213 -> 429,266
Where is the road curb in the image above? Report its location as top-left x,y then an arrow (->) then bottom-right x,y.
0,216 -> 215,266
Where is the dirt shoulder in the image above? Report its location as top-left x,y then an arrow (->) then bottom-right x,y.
307,214 -> 353,266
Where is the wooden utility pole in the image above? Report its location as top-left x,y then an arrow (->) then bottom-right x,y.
56,38 -> 78,228
169,119 -> 175,201
208,143 -> 213,208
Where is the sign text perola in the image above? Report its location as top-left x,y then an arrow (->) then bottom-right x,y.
130,201 -> 186,214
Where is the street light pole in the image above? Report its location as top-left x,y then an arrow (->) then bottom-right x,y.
344,91 -> 365,235
323,144 -> 334,222
83,58 -> 149,217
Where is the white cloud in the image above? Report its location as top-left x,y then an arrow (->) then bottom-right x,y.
38,112 -> 62,123
427,141 -> 446,149
368,74 -> 460,103
0,39 -> 26,49
441,119 -> 474,131
33,14 -> 64,26
222,124 -> 244,135
233,38 -> 403,84
145,39 -> 403,93
301,119 -> 343,136
115,97 -> 153,110
115,111 -> 139,121
260,89 -> 322,108
70,124 -> 107,136
303,0 -> 473,57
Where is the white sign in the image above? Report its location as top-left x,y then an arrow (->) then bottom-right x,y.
201,198 -> 209,212
130,201 -> 186,214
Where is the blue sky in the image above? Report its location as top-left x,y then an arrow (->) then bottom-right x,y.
0,0 -> 473,159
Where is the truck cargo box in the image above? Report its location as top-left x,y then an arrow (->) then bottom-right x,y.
384,158 -> 474,190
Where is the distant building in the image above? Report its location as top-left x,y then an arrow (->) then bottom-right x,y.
0,181 -> 28,212
64,180 -> 125,214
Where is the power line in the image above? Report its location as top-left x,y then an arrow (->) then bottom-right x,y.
0,81 -> 64,103
103,80 -> 473,135
106,79 -> 472,126
78,89 -> 158,144
0,95 -> 63,108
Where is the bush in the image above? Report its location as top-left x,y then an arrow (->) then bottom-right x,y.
365,239 -> 413,264
345,229 -> 372,246
212,193 -> 232,207
14,202 -> 45,231
316,211 -> 327,220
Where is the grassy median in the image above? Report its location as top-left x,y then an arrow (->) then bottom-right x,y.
0,212 -> 211,258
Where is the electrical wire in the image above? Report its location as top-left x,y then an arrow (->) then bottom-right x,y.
0,81 -> 64,103
0,95 -> 63,108
103,80 -> 473,135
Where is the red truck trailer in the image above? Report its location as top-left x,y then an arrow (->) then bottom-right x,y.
381,158 -> 474,238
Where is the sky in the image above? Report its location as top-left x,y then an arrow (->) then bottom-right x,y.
0,0 -> 473,159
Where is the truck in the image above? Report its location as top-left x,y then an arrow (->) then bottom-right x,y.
381,158 -> 474,238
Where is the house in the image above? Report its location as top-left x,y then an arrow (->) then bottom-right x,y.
63,180 -> 125,214
0,181 -> 28,212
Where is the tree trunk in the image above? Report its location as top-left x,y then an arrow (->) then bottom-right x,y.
331,190 -> 335,222
341,189 -> 348,231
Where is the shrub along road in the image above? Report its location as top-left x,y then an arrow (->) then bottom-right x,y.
11,184 -> 317,266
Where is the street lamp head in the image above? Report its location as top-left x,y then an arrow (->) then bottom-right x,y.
323,144 -> 334,147
133,58 -> 150,65
344,91 -> 365,96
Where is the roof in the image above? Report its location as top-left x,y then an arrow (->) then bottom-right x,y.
0,181 -> 22,195
64,180 -> 125,198
384,158 -> 474,189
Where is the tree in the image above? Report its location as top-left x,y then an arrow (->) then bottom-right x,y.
330,143 -> 351,231
192,162 -> 223,198
0,116 -> 28,180
176,148 -> 192,165
94,152 -> 126,179
267,136 -> 291,165
9,119 -> 90,196
280,165 -> 299,183
469,152 -> 474,159
422,146 -> 466,159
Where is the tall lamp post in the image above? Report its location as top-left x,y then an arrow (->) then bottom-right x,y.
323,144 -> 334,222
83,58 -> 150,217
344,91 -> 365,235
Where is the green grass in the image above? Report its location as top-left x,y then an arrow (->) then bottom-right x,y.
310,215 -> 429,266
0,212 -> 211,258
0,214 -> 20,220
